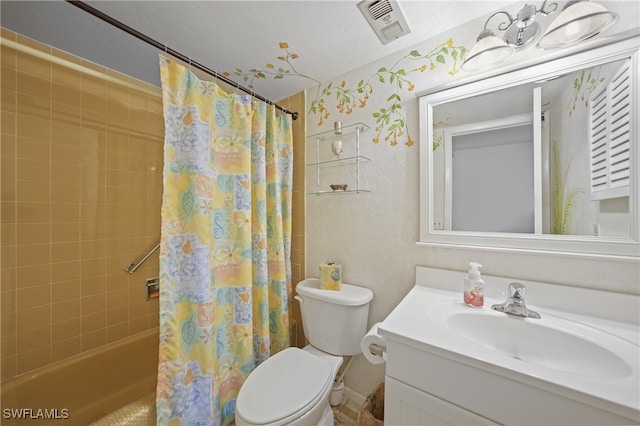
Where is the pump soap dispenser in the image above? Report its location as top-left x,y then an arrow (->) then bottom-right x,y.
464,262 -> 485,307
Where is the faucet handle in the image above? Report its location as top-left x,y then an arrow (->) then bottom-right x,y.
508,282 -> 526,299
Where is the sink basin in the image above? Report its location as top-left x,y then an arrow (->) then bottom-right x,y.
447,311 -> 633,379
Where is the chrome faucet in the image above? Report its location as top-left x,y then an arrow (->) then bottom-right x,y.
491,282 -> 541,319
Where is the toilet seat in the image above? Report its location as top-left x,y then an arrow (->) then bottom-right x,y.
236,347 -> 333,425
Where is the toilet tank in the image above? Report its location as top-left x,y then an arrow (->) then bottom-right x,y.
295,278 -> 374,356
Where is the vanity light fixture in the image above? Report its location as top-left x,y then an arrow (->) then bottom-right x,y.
537,0 -> 618,49
460,28 -> 514,72
461,0 -> 618,72
462,1 -> 557,72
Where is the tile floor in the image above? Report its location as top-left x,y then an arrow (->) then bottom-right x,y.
90,392 -> 360,425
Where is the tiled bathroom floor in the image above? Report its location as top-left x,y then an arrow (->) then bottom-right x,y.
91,392 -> 360,425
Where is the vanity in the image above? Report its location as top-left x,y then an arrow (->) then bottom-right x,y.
378,266 -> 640,425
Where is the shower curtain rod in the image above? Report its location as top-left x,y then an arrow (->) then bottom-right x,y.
66,0 -> 299,120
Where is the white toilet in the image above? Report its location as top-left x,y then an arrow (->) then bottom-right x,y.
235,278 -> 374,426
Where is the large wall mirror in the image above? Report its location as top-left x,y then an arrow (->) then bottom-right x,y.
419,36 -> 639,260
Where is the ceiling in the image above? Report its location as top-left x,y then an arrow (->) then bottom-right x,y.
1,0 -> 516,101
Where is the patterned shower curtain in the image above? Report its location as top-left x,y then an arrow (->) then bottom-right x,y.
155,56 -> 293,425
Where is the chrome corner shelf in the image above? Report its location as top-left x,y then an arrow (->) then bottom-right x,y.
306,122 -> 371,195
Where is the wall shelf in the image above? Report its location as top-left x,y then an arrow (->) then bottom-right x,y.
306,122 -> 370,195
307,189 -> 372,196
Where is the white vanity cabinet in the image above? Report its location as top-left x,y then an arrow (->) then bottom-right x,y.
385,376 -> 497,425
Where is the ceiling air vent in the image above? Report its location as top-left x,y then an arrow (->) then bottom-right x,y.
358,0 -> 412,45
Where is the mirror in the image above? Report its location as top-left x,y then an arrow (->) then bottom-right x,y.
419,37 -> 639,260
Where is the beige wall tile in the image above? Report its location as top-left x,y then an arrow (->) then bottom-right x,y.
16,180 -> 50,203
52,280 -> 81,303
1,90 -> 17,115
51,62 -> 81,88
17,158 -> 49,182
1,289 -> 16,313
82,92 -> 106,115
17,324 -> 51,354
16,304 -> 51,331
51,260 -> 80,283
81,275 -> 106,296
1,310 -> 17,335
128,316 -> 148,335
52,202 -> 80,223
52,102 -> 81,126
17,243 -> 50,267
52,183 -> 80,204
52,121 -> 81,146
51,222 -> 80,242
16,264 -> 50,288
106,305 -> 128,326
1,356 -> 17,381
51,241 -> 80,262
106,322 -> 128,343
81,311 -> 106,334
51,145 -> 82,166
81,257 -> 105,279
52,299 -> 80,323
1,111 -> 16,137
52,318 -> 81,342
0,261 -> 17,286
17,136 -> 50,162
1,245 -> 16,272
17,284 -> 51,311
17,345 -> 51,374
106,288 -> 128,309
17,73 -> 51,101
51,164 -> 80,185
16,202 -> 49,223
52,337 -> 82,362
17,92 -> 50,120
81,329 -> 106,351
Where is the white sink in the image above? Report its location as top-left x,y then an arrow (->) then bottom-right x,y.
446,309 -> 634,379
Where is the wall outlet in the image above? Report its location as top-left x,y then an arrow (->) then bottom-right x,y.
433,217 -> 444,230
593,223 -> 600,236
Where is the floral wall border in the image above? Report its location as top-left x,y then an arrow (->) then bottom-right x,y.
224,40 -> 467,147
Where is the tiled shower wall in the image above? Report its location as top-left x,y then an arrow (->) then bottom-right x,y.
1,29 -> 307,380
283,91 -> 306,349
1,29 -> 163,380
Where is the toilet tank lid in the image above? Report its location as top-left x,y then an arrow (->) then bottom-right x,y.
296,279 -> 373,306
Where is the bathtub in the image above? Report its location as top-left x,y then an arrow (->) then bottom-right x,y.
1,329 -> 158,425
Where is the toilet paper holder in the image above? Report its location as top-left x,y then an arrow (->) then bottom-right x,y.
367,343 -> 385,358
361,322 -> 387,364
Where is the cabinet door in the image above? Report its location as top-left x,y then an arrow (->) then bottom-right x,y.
385,377 -> 498,426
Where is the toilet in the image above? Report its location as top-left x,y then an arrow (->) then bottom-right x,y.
235,278 -> 374,426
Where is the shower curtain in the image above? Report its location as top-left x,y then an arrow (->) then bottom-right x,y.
155,56 -> 293,425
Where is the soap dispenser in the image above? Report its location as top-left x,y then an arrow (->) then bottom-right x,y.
464,262 -> 485,307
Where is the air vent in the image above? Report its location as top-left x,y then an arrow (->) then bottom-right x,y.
369,0 -> 393,20
358,0 -> 412,45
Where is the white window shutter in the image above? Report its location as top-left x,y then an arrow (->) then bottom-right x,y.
589,59 -> 632,200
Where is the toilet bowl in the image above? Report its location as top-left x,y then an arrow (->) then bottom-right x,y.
235,279 -> 374,426
235,346 -> 342,426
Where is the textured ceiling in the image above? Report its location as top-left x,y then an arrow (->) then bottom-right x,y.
1,0 -> 516,101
